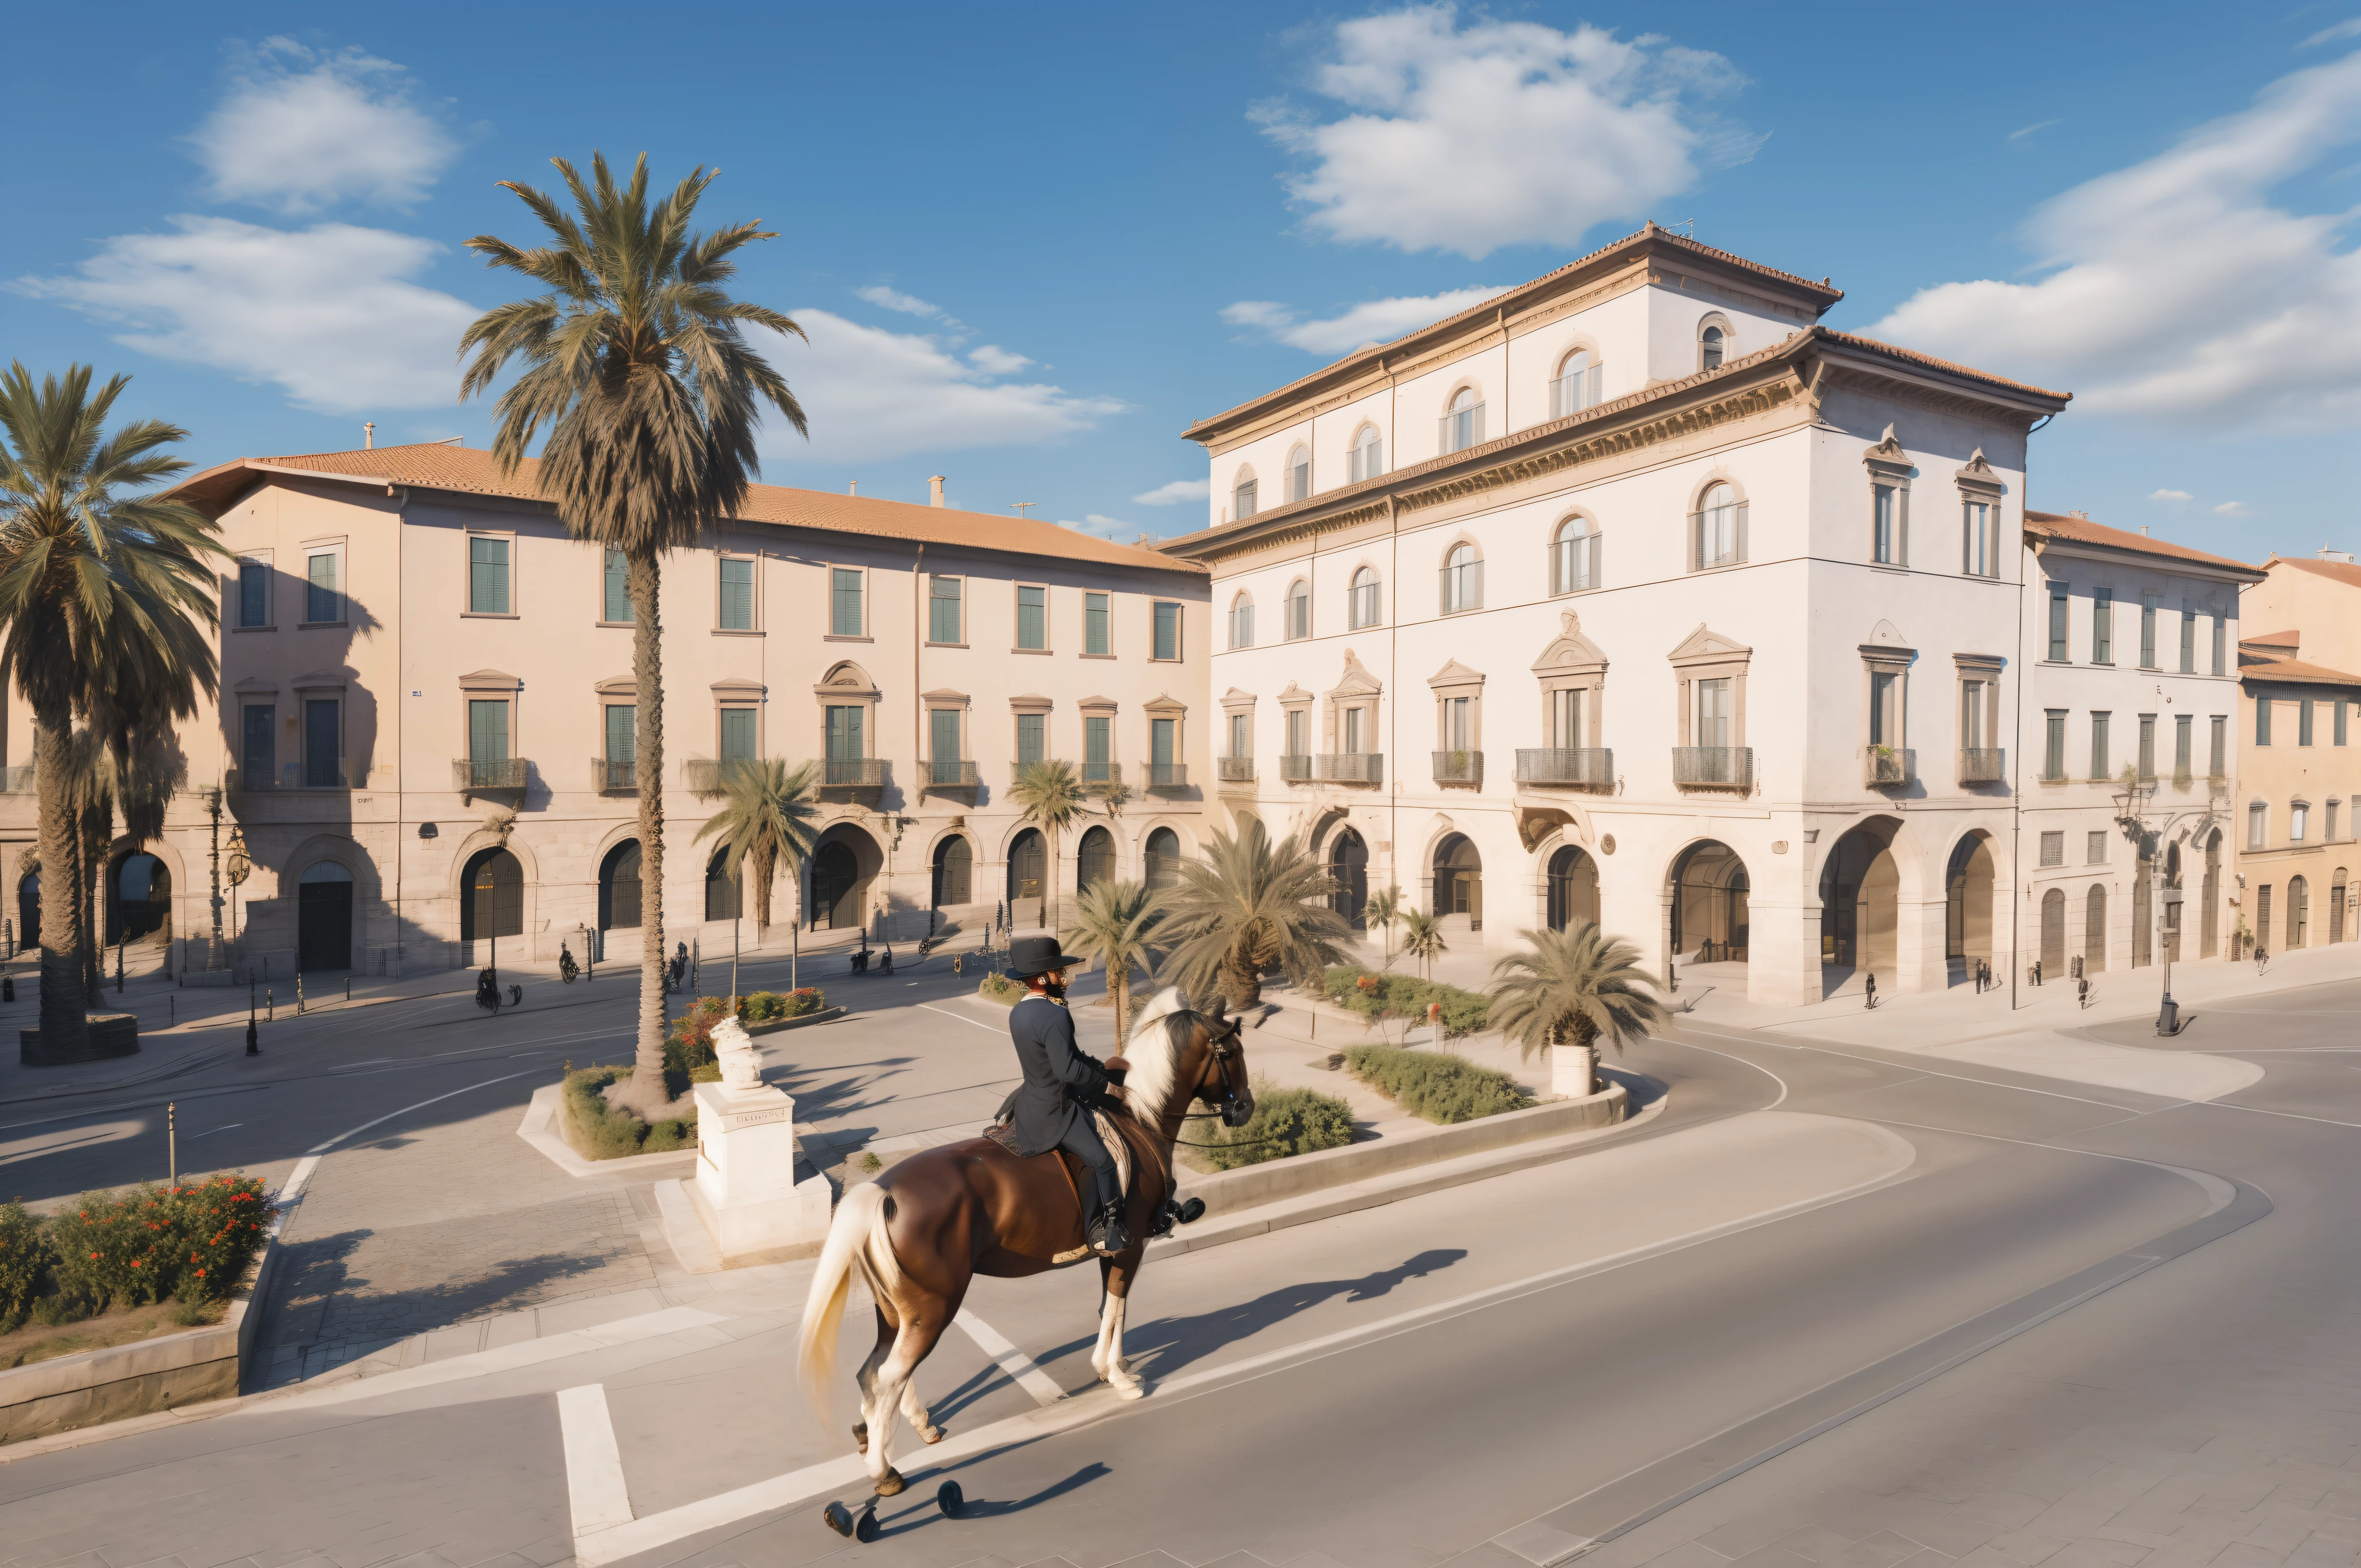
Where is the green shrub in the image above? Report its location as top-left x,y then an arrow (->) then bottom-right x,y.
739,987 -> 825,1024
1322,967 -> 1491,1039
44,1175 -> 271,1309
1346,1044 -> 1531,1124
0,1201 -> 53,1330
1188,1080 -> 1356,1170
976,973 -> 1025,1007
562,1066 -> 696,1159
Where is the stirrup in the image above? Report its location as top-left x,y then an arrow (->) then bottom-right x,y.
1091,1204 -> 1132,1254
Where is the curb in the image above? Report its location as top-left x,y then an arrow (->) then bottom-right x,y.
515,1084 -> 698,1180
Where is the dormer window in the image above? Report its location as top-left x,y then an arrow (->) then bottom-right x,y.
1234,468 -> 1257,521
1349,424 -> 1383,483
1286,444 -> 1311,504
1699,325 -> 1725,371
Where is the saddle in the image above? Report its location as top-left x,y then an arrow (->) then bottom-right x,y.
982,1096 -> 1156,1264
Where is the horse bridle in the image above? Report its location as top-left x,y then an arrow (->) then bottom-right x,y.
1176,1011 -> 1253,1130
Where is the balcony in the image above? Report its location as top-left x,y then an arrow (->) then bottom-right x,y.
1673,747 -> 1753,791
1080,760 -> 1122,786
1146,762 -> 1187,791
233,757 -> 367,791
1863,746 -> 1914,788
1515,748 -> 1613,789
0,764 -> 34,794
1432,750 -> 1483,787
594,757 -> 638,793
1958,748 -> 2006,785
682,758 -> 725,797
1315,753 -> 1384,785
925,758 -> 980,793
454,757 -> 527,795
820,757 -> 887,795
1218,756 -> 1256,784
1279,753 -> 1312,783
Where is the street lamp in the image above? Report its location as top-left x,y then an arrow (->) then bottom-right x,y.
224,827 -> 251,975
2157,884 -> 2187,1036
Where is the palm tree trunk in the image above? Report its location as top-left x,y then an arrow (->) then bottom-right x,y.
32,715 -> 86,1056
1220,952 -> 1262,1011
80,801 -> 106,1005
1112,960 -> 1129,1047
750,842 -> 775,933
1047,826 -> 1059,936
615,551 -> 669,1118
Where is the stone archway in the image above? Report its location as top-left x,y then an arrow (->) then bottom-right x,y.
1433,833 -> 1482,936
1008,828 -> 1047,926
1672,841 -> 1750,964
107,850 -> 172,945
599,840 -> 642,931
1548,843 -> 1600,933
811,827 -> 880,931
1076,826 -> 1115,897
297,862 -> 354,972
1145,827 -> 1182,895
1818,823 -> 1899,981
2201,830 -> 2222,958
2040,887 -> 2066,975
460,847 -> 523,945
933,835 -> 974,908
2084,884 -> 2108,973
1944,833 -> 1996,974
1329,828 -> 1368,929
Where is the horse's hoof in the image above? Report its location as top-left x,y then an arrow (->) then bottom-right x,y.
1114,1379 -> 1146,1401
919,1424 -> 946,1444
851,1422 -> 868,1454
876,1467 -> 907,1497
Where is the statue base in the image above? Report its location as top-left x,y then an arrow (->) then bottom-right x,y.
688,1080 -> 833,1259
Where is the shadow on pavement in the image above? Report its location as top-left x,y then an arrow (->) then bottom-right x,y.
874,1461 -> 1113,1537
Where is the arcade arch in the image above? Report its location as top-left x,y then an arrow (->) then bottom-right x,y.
1328,827 -> 1368,929
1944,833 -> 1996,973
933,834 -> 973,908
599,840 -> 642,930
811,824 -> 880,930
1818,822 -> 1899,977
1673,841 -> 1750,964
461,847 -> 523,945
1433,833 -> 1481,935
1547,843 -> 1600,933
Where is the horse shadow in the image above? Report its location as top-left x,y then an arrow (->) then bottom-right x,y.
869,1461 -> 1111,1536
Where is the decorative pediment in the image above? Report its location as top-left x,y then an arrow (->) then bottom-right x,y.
1330,651 -> 1384,699
712,676 -> 765,694
1077,695 -> 1118,713
231,676 -> 280,695
292,669 -> 348,690
458,668 -> 521,692
1955,447 -> 2004,496
1277,682 -> 1314,706
919,687 -> 969,704
1667,624 -> 1752,668
594,674 -> 636,696
1860,620 -> 1917,665
1144,693 -> 1187,715
813,661 -> 878,699
1533,610 -> 1608,676
1008,692 -> 1053,713
1220,686 -> 1259,713
1427,659 -> 1487,692
1862,424 -> 1914,481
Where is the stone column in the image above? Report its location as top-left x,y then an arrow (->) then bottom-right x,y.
688,1018 -> 832,1260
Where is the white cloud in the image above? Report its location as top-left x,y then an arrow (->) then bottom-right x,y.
1132,478 -> 1210,506
753,310 -> 1124,465
855,285 -> 951,321
2302,18 -> 2361,47
1061,514 -> 1148,542
190,39 -> 458,213
1259,5 -> 1750,259
2215,501 -> 2253,517
1872,53 -> 2361,427
14,216 -> 476,412
2149,488 -> 2194,501
2009,118 -> 2064,142
1221,284 -> 1512,355
968,344 -> 1034,375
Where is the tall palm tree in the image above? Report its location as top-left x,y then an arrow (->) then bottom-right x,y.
1487,922 -> 1668,1095
0,365 -> 222,1056
1153,820 -> 1351,1011
1061,877 -> 1164,1045
1399,906 -> 1445,982
1008,758 -> 1088,933
458,153 -> 805,1117
70,734 -> 184,999
693,757 -> 821,933
1364,885 -> 1402,968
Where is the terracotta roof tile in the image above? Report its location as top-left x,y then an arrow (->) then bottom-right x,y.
2243,629 -> 2301,648
2023,510 -> 2263,576
2271,555 -> 2361,591
2239,656 -> 2361,687
1820,332 -> 2069,402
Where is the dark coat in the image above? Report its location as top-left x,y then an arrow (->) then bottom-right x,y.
1002,994 -> 1111,1157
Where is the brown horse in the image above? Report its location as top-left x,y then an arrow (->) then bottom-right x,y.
797,988 -> 1253,1495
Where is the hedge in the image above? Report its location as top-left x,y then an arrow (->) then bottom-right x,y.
0,1176 -> 273,1333
563,1065 -> 696,1158
1185,1081 -> 1356,1171
1323,967 -> 1491,1040
1345,1044 -> 1531,1124
976,973 -> 1026,1007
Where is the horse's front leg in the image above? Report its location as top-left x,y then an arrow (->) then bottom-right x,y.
1094,1253 -> 1145,1400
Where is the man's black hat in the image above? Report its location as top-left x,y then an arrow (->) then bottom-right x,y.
1006,935 -> 1072,979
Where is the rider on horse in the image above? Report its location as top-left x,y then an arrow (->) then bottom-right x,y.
1002,935 -> 1131,1255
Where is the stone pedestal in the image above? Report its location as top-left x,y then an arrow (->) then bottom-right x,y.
688,1080 -> 832,1260
1550,1043 -> 1596,1098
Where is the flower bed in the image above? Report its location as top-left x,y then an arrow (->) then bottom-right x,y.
1323,967 -> 1492,1040
561,1065 -> 696,1158
0,1177 -> 271,1343
1345,1044 -> 1531,1124
1180,1080 -> 1356,1171
975,973 -> 1026,1007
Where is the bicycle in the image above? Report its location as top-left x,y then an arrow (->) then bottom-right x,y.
558,946 -> 579,985
474,967 -> 503,1015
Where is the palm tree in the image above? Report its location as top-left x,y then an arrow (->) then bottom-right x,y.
458,153 -> 805,1118
69,734 -> 183,999
1153,820 -> 1351,1011
1487,922 -> 1668,1096
1364,885 -> 1402,968
1399,906 -> 1446,982
693,758 -> 821,933
1061,878 -> 1164,1045
0,365 -> 222,1056
1008,758 -> 1088,933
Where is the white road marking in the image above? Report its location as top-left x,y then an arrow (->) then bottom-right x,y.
955,1307 -> 1066,1406
559,1384 -> 635,1539
188,1124 -> 243,1139
918,1003 -> 1008,1035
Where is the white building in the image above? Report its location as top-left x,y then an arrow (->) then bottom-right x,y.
1161,224 -> 2070,1008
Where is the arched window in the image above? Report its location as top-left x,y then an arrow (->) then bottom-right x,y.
2289,874 -> 2310,948
1547,845 -> 1600,932
1692,481 -> 1745,570
1552,348 -> 1601,417
1440,542 -> 1483,614
461,848 -> 523,943
296,861 -> 350,973
1552,515 -> 1598,595
1077,826 -> 1115,893
932,835 -> 972,907
1145,827 -> 1182,893
1286,443 -> 1311,503
705,848 -> 742,922
1699,322 -> 1726,371
1349,566 -> 1382,630
599,840 -> 642,930
1228,590 -> 1255,650
1233,466 -> 1258,521
1285,578 -> 1310,641
1349,424 -> 1383,484
1441,387 -> 1483,454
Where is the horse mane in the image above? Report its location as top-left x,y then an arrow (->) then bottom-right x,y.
1121,987 -> 1194,1125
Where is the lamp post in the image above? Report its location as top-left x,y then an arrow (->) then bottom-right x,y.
224,827 -> 251,977
2157,884 -> 2186,1035
205,788 -> 227,970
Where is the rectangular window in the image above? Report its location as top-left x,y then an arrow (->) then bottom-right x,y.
605,704 -> 635,767
306,551 -> 341,623
1016,711 -> 1045,764
1962,500 -> 1992,577
1443,695 -> 1472,751
1872,485 -> 1900,565
2212,613 -> 2227,676
2175,713 -> 2193,777
469,536 -> 511,615
1868,671 -> 1898,746
2299,696 -> 2315,747
2179,609 -> 2196,674
238,559 -> 270,628
2137,594 -> 2157,668
929,575 -> 961,643
1553,687 -> 1585,749
1285,708 -> 1308,758
467,698 -> 510,762
1228,712 -> 1249,759
1344,706 -> 1364,754
2048,585 -> 2069,661
2292,802 -> 2310,842
825,704 -> 864,759
303,699 -> 340,787
1287,584 -> 1309,640
1289,453 -> 1310,503
1696,678 -> 1732,749
2209,715 -> 2227,778
719,707 -> 757,763
718,557 -> 755,631
1016,585 -> 1047,650
2249,804 -> 2268,850
2091,590 -> 2112,664
2258,884 -> 2273,934
1152,601 -> 1180,661
1084,714 -> 1111,765
604,549 -> 631,623
1084,591 -> 1111,656
1228,600 -> 1253,649
831,567 -> 863,637
242,703 -> 275,786
1960,680 -> 1987,749
2337,698 -> 2350,746
2088,830 -> 2109,865
929,706 -> 960,763
2045,710 -> 2067,779
2138,714 -> 2156,779
1235,479 -> 1257,519
1152,717 -> 1178,766
1696,496 -> 1744,569
2328,801 -> 2341,841
2040,830 -> 2064,867
2090,711 -> 2110,779
2257,697 -> 2272,747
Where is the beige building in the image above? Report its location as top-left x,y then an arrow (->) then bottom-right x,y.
0,443 -> 1210,977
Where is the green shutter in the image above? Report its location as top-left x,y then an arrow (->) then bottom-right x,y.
1017,712 -> 1044,763
719,557 -> 755,630
1152,718 -> 1175,765
720,707 -> 757,762
827,705 -> 863,760
1017,585 -> 1046,650
470,537 -> 510,614
832,568 -> 863,636
604,551 -> 631,623
1153,601 -> 1179,660
1085,593 -> 1110,656
469,699 -> 510,762
929,575 -> 961,643
307,552 -> 338,623
931,707 -> 961,762
605,704 -> 635,765
1085,715 -> 1110,764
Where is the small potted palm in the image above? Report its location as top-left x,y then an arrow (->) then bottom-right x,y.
1487,922 -> 1668,1096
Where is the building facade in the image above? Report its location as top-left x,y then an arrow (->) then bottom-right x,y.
1162,225 -> 2070,1008
0,444 -> 1211,977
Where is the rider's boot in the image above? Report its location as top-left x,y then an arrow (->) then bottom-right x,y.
1091,1201 -> 1132,1254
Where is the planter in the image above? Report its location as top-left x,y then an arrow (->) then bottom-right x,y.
19,1012 -> 138,1066
1550,1043 -> 1597,1098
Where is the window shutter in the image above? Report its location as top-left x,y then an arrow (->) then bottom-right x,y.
604,551 -> 631,623
1734,502 -> 1750,563
1895,491 -> 1908,567
1687,512 -> 1702,573
1586,363 -> 1603,407
1471,559 -> 1484,609
1592,533 -> 1604,590
606,704 -> 635,766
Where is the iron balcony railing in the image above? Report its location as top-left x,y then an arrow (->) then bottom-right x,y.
1673,747 -> 1753,790
1514,748 -> 1613,789
1218,756 -> 1255,783
454,757 -> 527,791
682,758 -> 726,797
1146,762 -> 1187,790
821,757 -> 887,790
1316,752 -> 1384,785
1958,748 -> 2005,784
1080,760 -> 1121,785
927,758 -> 980,789
232,758 -> 365,790
595,757 -> 637,793
1279,753 -> 1312,782
1864,747 -> 1914,787
1432,750 -> 1483,786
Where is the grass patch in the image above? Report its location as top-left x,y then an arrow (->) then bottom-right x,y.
1182,1079 -> 1357,1171
1345,1044 -> 1532,1124
562,1066 -> 696,1159
976,973 -> 1025,1007
1323,967 -> 1491,1040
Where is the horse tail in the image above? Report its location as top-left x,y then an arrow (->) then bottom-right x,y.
797,1180 -> 893,1428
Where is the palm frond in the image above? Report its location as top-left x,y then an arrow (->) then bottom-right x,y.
1486,923 -> 1668,1061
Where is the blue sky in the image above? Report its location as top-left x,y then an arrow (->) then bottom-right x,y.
5,1 -> 2359,561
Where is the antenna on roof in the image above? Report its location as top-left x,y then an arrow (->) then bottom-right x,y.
363,421 -> 375,450
1011,502 -> 1037,519
1667,218 -> 1695,238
